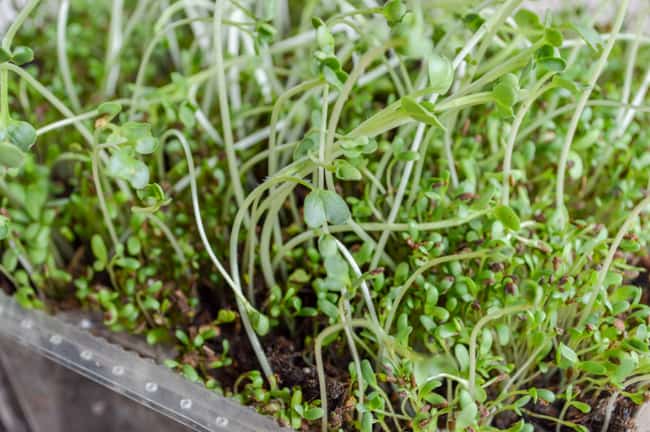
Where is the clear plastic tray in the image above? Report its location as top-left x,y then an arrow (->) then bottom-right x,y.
0,291 -> 283,432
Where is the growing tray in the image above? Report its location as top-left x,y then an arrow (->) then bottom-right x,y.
0,291 -> 283,432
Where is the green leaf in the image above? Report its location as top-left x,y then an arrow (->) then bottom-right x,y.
0,48 -> 11,63
545,28 -> 563,47
558,343 -> 578,365
304,190 -> 327,228
122,122 -> 151,142
107,150 -> 150,189
514,395 -> 531,408
255,21 -> 276,45
537,389 -> 555,403
346,104 -> 411,138
98,102 -> 122,117
0,141 -> 26,167
294,131 -> 318,160
396,150 -> 419,161
0,215 -> 9,240
492,74 -> 519,114
463,13 -> 484,32
514,9 -> 542,29
334,160 -> 362,181
537,56 -> 566,73
321,190 -> 351,225
428,52 -> 453,94
216,309 -> 237,324
179,102 -> 196,128
456,401 -> 478,429
135,136 -> 158,155
322,65 -> 347,89
551,75 -> 580,94
567,151 -> 583,179
91,234 -> 108,266
182,364 -> 200,382
454,344 -> 470,372
324,254 -> 348,279
318,234 -> 338,257
578,361 -> 607,375
383,0 -> 407,24
11,46 -> 34,65
24,182 -> 47,220
133,183 -> 171,213
317,298 -> 339,319
569,22 -> 602,52
400,96 -> 444,129
289,268 -> 311,284
7,120 -> 37,151
361,359 -> 377,388
496,323 -> 510,345
494,205 -> 521,231
361,412 -> 373,432
130,160 -> 150,189
413,354 -> 458,387
316,25 -> 334,51
303,407 -> 323,420
250,310 -> 270,336
146,328 -> 169,345
570,401 -> 591,414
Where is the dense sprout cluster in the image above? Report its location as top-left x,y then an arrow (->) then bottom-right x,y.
1,0 -> 650,431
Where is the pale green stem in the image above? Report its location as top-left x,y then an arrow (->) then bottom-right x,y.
555,0 -> 629,214
213,0 -> 248,222
91,148 -> 119,248
315,319 -> 381,432
163,129 -> 275,387
369,14 -> 492,269
56,0 -> 81,111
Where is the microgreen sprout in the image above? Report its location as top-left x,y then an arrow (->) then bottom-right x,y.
2,0 -> 650,431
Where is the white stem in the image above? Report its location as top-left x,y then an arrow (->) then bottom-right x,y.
56,0 -> 80,111
104,0 -> 124,97
227,8 -> 243,111
336,239 -> 380,328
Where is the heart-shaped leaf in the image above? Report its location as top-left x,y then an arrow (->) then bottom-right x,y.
492,74 -> 519,109
304,190 -> 327,228
334,160 -> 362,181
544,28 -> 563,47
7,120 -> 36,151
135,136 -> 158,155
107,149 -> 150,189
514,9 -> 542,29
383,0 -> 407,25
304,189 -> 351,227
11,46 -> 34,65
321,190 -> 350,224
